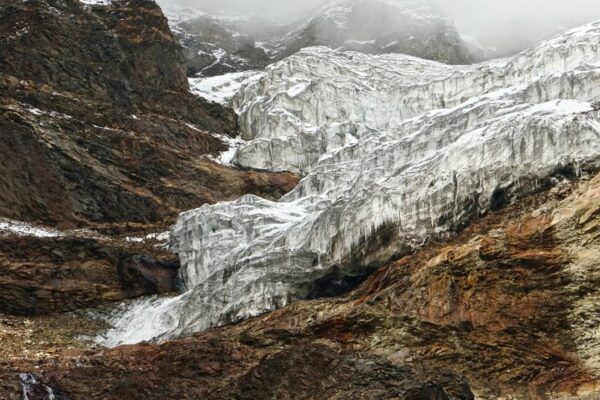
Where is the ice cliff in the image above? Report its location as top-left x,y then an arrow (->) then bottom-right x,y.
98,21 -> 600,346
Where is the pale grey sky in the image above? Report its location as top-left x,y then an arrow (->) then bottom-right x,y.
159,0 -> 600,51
437,0 -> 600,50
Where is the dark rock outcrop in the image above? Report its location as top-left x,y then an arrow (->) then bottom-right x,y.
0,0 -> 228,129
0,235 -> 179,315
230,344 -> 474,400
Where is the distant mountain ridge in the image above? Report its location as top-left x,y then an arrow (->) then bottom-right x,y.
165,0 -> 473,77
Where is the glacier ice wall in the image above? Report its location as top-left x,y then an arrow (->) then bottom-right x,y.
98,22 -> 600,346
234,22 -> 600,174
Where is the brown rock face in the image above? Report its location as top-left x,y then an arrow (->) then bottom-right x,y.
0,0 -> 225,130
0,235 -> 179,315
0,0 -> 298,227
0,333 -> 474,400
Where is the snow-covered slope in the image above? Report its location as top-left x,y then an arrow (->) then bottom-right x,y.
189,71 -> 261,105
99,22 -> 600,346
234,21 -> 600,174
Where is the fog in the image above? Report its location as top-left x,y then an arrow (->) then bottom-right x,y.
159,0 -> 600,53
437,0 -> 600,53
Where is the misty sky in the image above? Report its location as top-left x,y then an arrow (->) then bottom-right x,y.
159,0 -> 600,51
438,0 -> 600,50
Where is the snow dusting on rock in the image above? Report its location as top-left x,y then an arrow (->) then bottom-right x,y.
0,219 -> 63,239
79,0 -> 112,6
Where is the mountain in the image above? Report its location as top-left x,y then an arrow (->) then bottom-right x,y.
0,0 -> 297,334
166,11 -> 277,76
2,1 -> 600,399
166,0 -> 473,77
162,6 -> 286,77
272,0 -> 472,64
0,0 -> 297,228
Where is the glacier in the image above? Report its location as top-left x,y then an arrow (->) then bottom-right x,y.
98,21 -> 600,346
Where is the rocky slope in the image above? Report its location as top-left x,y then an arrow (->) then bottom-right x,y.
0,222 -> 178,316
3,170 -> 600,398
101,21 -> 600,346
167,11 -> 277,77
0,0 -> 297,229
167,0 -> 472,78
0,2 -> 300,367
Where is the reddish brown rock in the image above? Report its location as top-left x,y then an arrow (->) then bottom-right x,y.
0,235 -> 178,315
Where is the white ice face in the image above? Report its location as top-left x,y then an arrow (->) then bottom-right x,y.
98,21 -> 600,347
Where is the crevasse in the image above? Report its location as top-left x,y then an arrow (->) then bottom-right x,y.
98,21 -> 600,346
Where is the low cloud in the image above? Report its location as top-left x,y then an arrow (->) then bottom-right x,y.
159,0 -> 600,53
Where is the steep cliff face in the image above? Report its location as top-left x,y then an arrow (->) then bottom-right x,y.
0,0 -> 298,227
2,0 -> 197,121
100,22 -> 600,346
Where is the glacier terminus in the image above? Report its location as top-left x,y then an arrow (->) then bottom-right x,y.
97,20 -> 600,346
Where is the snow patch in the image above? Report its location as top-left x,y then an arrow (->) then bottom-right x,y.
79,0 -> 111,5
207,133 -> 246,165
0,219 -> 63,238
189,71 -> 261,106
